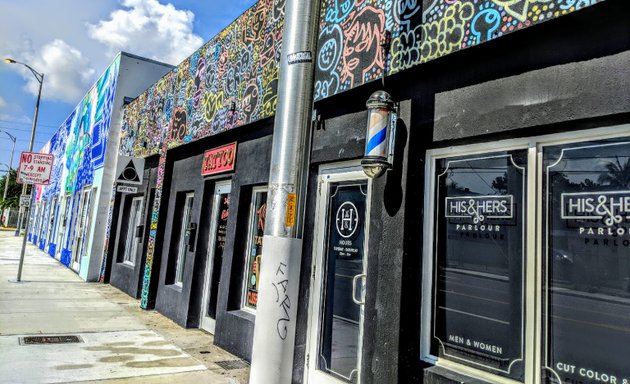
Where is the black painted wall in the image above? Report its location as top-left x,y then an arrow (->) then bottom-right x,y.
110,161 -> 158,298
141,118 -> 274,362
293,1 -> 630,383
154,151 -> 206,326
213,134 -> 273,360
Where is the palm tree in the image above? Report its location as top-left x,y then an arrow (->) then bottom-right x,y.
598,157 -> 630,188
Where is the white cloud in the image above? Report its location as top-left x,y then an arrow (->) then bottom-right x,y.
26,39 -> 96,103
0,97 -> 6,109
0,114 -> 31,124
11,39 -> 97,104
88,0 -> 204,65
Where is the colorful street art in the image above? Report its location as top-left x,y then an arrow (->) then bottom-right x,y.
30,57 -> 120,265
314,0 -> 603,100
114,0 -> 285,308
120,0 -> 284,159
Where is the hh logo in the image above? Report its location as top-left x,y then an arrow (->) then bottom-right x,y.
445,196 -> 513,223
561,191 -> 630,226
336,202 -> 360,238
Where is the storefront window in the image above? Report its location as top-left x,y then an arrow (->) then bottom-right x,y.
432,152 -> 526,380
424,129 -> 630,384
543,139 -> 630,384
243,187 -> 267,311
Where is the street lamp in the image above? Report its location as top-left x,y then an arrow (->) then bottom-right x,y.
4,58 -> 44,281
0,130 -> 17,202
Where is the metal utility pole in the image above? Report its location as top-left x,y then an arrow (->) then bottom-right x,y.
248,0 -> 320,382
5,58 -> 44,282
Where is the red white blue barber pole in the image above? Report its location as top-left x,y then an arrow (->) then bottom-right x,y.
361,90 -> 395,178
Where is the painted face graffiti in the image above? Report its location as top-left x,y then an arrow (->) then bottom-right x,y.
170,108 -> 187,141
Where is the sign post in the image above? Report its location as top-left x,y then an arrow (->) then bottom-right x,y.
16,151 -> 53,282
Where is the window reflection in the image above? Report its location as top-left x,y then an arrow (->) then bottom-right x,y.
544,141 -> 630,384
433,152 -> 526,380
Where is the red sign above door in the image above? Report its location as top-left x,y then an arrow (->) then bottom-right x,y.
201,142 -> 237,176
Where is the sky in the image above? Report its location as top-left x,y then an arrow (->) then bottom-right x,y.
0,0 -> 257,175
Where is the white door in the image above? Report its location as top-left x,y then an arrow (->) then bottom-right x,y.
56,195 -> 70,260
305,164 -> 371,384
122,196 -> 145,266
72,188 -> 93,271
200,180 -> 231,334
45,196 -> 58,249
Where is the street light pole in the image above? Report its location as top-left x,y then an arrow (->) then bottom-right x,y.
4,58 -> 44,282
0,130 -> 17,202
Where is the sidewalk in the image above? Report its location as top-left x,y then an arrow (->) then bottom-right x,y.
0,231 -> 249,384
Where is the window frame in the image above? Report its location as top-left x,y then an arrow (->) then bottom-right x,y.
241,185 -> 268,313
122,195 -> 145,266
421,123 -> 630,384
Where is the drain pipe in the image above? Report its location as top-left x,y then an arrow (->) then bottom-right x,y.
248,0 -> 320,382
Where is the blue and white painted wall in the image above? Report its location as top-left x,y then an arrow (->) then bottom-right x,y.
28,52 -> 173,281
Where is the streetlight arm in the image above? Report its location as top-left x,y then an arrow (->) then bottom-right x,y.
4,58 -> 44,83
0,130 -> 17,143
5,59 -> 44,83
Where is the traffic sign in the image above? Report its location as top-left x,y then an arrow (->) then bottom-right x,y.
19,194 -> 31,208
17,152 -> 54,185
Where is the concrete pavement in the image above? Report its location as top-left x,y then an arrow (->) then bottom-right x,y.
0,231 -> 249,384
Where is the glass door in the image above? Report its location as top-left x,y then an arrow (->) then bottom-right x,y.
200,180 -> 231,334
306,165 -> 370,384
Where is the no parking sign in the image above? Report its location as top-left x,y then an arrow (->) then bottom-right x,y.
16,152 -> 54,185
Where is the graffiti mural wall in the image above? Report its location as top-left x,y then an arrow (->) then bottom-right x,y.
120,0 -> 284,159
31,56 -> 120,267
314,0 -> 604,100
114,0 -> 285,307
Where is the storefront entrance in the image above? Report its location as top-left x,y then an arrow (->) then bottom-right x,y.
305,164 -> 371,384
199,180 -> 231,334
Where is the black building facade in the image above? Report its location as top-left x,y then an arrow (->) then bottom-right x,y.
105,0 -> 630,383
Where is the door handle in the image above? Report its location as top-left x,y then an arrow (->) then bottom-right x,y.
187,222 -> 197,252
352,273 -> 367,305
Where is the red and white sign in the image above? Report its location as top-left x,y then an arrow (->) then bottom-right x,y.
17,152 -> 54,185
201,142 -> 237,176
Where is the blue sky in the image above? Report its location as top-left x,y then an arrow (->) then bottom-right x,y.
0,0 -> 257,174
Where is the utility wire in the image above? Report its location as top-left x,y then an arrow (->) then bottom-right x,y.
0,119 -> 59,128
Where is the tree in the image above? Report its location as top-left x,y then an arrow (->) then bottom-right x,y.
0,169 -> 22,209
598,157 -> 630,188
492,173 -> 508,194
